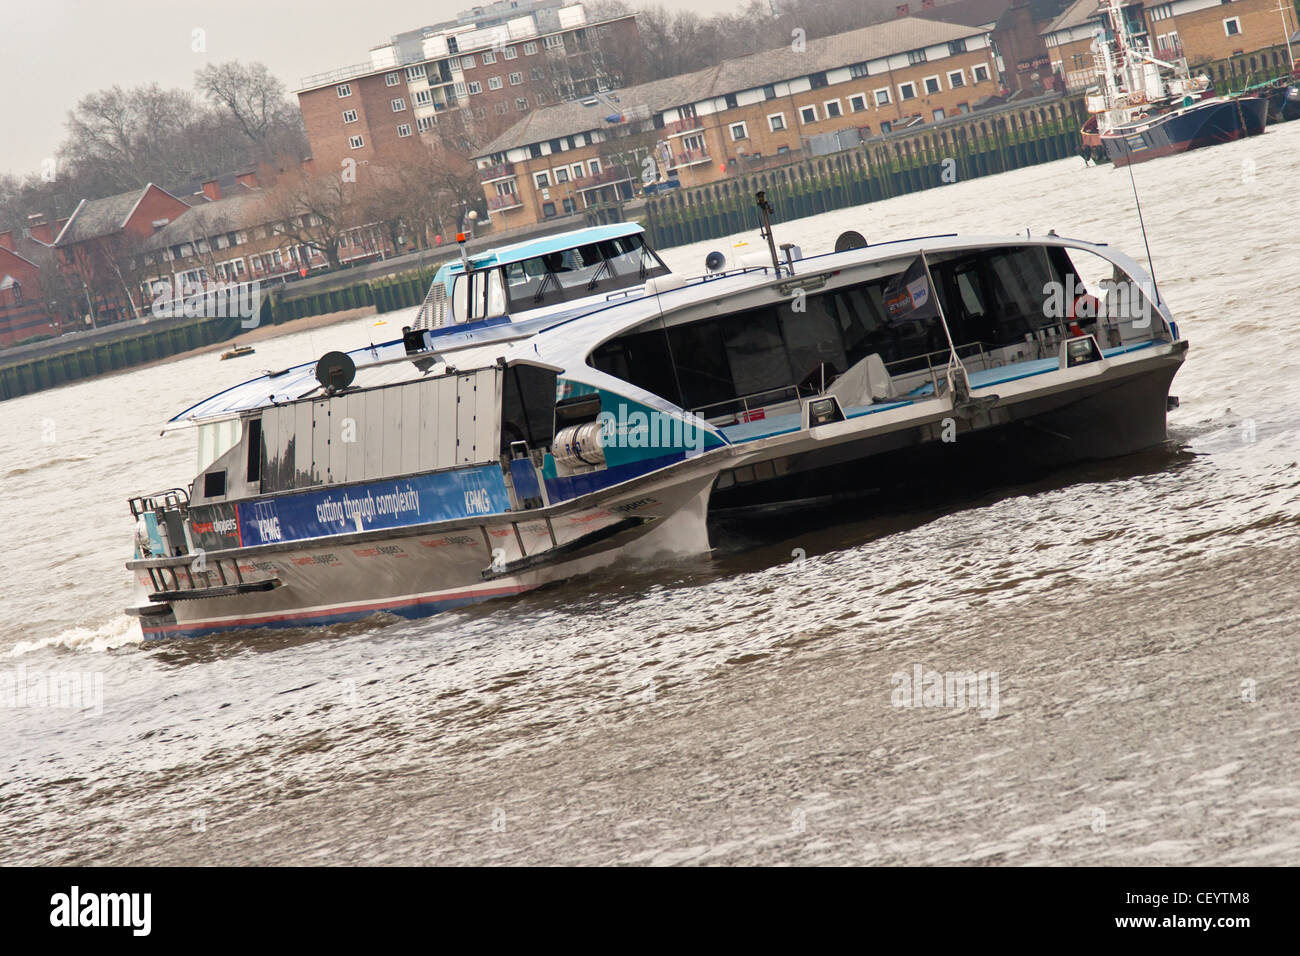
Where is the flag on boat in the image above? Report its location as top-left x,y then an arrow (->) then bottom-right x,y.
883,255 -> 939,324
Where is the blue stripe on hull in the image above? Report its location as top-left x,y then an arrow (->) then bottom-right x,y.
142,584 -> 531,640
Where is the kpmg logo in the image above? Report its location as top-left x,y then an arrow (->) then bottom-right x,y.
50,887 -> 151,936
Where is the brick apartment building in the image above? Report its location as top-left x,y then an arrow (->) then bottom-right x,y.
472,17 -> 1003,228
135,171 -> 392,305
1044,0 -> 1298,91
296,1 -> 642,181
0,172 -> 397,340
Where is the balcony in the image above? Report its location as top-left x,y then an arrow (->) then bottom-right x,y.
479,162 -> 515,183
668,148 -> 712,169
572,165 -> 631,191
1154,39 -> 1185,61
667,116 -> 703,136
488,193 -> 523,211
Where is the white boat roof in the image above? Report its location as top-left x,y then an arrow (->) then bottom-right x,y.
165,231 -> 1143,430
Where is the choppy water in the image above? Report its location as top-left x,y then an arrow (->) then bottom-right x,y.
2,124 -> 1298,865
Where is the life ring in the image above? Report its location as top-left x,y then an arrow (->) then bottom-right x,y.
1130,91 -> 1147,105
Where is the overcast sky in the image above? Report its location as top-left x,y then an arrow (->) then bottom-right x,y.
0,0 -> 748,179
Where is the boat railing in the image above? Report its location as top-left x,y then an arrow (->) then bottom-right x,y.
128,487 -> 190,518
692,385 -> 802,423
886,341 -> 1002,395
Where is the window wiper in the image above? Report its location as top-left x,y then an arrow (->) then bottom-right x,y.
533,270 -> 557,303
586,258 -> 611,291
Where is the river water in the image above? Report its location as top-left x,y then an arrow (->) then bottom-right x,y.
2,123 -> 1298,865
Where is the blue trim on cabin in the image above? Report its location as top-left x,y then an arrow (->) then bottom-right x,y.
544,450 -> 689,503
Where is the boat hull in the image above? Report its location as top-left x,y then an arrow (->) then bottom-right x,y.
1102,97 -> 1268,167
128,466 -> 717,640
711,342 -> 1185,513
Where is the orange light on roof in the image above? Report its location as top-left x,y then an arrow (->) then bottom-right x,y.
456,232 -> 466,243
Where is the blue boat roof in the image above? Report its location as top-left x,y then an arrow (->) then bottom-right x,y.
453,222 -> 645,274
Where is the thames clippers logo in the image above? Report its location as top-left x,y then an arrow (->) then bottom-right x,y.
191,517 -> 238,537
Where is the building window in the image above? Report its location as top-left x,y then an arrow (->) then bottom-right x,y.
488,76 -> 503,90
948,69 -> 965,88
899,82 -> 917,100
824,99 -> 842,118
563,198 -> 576,214
397,123 -> 412,137
542,201 -> 556,218
348,134 -> 364,148
385,73 -> 400,86
536,93 -> 546,106
908,50 -> 927,65
572,163 -> 584,179
948,39 -> 967,55
768,112 -> 786,131
461,54 -> 476,69
406,65 -> 425,80
555,167 -> 569,183
468,81 -> 482,94
535,172 -> 550,188
923,76 -> 941,95
342,109 -> 358,123
1224,17 -> 1241,36
516,97 -> 529,111
337,84 -> 352,97
850,62 -> 869,79
531,68 -> 543,80
454,81 -> 467,96
730,121 -> 748,140
973,64 -> 990,83
506,72 -> 521,86
524,41 -> 538,55
874,87 -> 891,106
417,115 -> 435,132
544,35 -> 564,50
849,94 -> 867,112
1150,4 -> 1173,20
391,97 -> 406,111
588,158 -> 601,174
800,104 -> 817,123
482,50 -> 497,64
495,102 -> 508,114
504,46 -> 518,59
414,89 -> 432,105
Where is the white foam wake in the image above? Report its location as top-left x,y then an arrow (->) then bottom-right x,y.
7,616 -> 143,657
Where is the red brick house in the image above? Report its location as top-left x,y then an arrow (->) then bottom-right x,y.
0,236 -> 55,348
53,184 -> 190,325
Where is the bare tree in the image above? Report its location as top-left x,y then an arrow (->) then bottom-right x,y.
195,61 -> 306,161
264,173 -> 362,270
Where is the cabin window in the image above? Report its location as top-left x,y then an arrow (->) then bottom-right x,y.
245,418 -> 262,484
196,419 -> 242,472
204,470 -> 227,499
500,364 -> 558,453
588,328 -> 683,408
499,234 -> 668,312
451,268 -> 507,322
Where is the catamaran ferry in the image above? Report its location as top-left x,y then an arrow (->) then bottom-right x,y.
126,213 -> 1186,639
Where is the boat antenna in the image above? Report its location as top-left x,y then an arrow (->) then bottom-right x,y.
754,191 -> 783,276
1124,161 -> 1161,306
